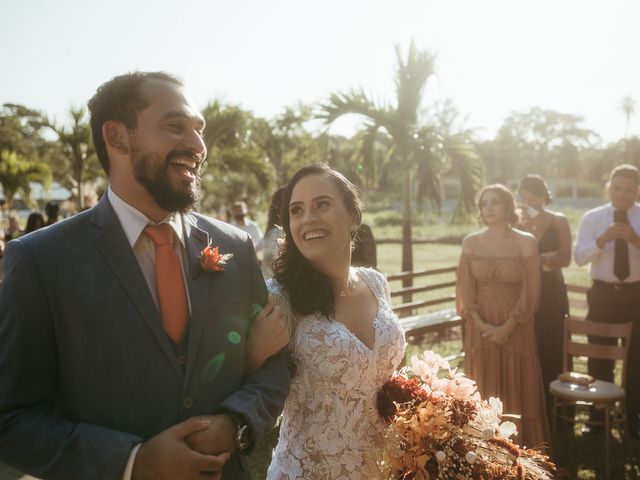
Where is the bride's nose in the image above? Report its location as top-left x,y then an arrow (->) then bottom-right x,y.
302,209 -> 318,224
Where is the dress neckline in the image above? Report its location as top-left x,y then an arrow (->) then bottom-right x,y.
330,268 -> 381,352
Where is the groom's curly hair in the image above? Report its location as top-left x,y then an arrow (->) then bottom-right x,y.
273,164 -> 362,318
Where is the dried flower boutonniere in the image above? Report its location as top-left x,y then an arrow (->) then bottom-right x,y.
200,243 -> 233,272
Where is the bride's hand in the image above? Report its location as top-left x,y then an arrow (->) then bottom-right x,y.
245,296 -> 289,374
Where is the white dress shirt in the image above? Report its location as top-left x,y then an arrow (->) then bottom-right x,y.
107,187 -> 192,311
107,187 -> 192,479
574,202 -> 640,283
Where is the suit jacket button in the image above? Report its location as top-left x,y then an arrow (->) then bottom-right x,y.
177,355 -> 186,365
183,397 -> 194,409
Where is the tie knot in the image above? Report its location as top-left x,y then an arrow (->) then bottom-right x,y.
144,224 -> 174,247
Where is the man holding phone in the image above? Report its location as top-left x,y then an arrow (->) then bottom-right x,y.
574,164 -> 640,438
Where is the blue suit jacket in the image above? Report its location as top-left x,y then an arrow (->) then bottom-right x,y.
0,195 -> 293,479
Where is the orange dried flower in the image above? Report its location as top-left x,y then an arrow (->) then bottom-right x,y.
200,244 -> 233,272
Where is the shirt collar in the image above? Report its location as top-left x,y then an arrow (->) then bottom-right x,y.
107,186 -> 186,248
606,202 -> 640,213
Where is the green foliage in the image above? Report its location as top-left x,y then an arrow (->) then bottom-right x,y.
320,41 -> 483,272
43,106 -> 102,209
200,100 -> 271,212
0,104 -> 52,208
478,107 -> 600,183
0,149 -> 50,208
371,210 -> 403,227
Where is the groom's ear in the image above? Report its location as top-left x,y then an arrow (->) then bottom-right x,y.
103,121 -> 130,155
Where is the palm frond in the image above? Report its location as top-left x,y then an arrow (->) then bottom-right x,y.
317,88 -> 394,130
444,135 -> 484,223
413,128 -> 444,211
394,40 -> 436,126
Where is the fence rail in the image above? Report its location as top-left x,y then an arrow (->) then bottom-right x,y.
390,265 -> 587,360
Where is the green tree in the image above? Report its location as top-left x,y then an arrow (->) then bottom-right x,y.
43,107 -> 101,210
0,149 -> 50,209
252,104 -> 321,187
319,42 -> 482,274
620,95 -> 637,139
0,103 -> 45,158
0,104 -> 52,208
480,108 -> 599,182
200,100 -> 271,214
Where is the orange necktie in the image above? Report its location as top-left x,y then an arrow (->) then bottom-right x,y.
143,224 -> 189,343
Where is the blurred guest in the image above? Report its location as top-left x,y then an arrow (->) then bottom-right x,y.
351,223 -> 377,268
574,164 -> 640,438
518,175 -> 571,418
230,200 -> 264,250
45,201 -> 60,226
4,211 -> 22,242
259,187 -> 286,279
24,212 -> 45,235
457,184 -> 549,448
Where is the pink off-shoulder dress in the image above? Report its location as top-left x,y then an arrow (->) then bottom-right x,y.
456,254 -> 550,449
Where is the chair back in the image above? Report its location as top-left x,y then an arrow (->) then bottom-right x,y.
562,316 -> 633,388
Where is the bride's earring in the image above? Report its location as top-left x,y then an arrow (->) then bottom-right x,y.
350,224 -> 358,239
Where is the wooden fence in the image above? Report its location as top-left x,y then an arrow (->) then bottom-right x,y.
389,266 -> 588,362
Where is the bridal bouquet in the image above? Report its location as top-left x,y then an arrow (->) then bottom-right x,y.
376,351 -> 556,479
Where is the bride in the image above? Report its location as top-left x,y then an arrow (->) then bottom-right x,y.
247,164 -> 406,479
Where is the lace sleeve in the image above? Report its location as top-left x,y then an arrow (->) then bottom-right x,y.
266,278 -> 297,350
456,254 -> 479,320
359,267 -> 392,305
507,255 -> 541,324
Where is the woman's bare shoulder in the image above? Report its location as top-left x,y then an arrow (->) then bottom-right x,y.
512,229 -> 538,254
461,230 -> 484,254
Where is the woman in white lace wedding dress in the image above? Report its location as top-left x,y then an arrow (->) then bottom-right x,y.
247,165 -> 406,479
267,267 -> 405,479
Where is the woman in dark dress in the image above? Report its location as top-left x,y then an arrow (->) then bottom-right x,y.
518,175 -> 571,417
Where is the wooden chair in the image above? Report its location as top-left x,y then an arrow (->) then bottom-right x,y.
549,316 -> 634,479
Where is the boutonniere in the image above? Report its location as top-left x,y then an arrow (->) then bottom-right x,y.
200,243 -> 234,272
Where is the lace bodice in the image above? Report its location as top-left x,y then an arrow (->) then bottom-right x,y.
266,268 -> 406,480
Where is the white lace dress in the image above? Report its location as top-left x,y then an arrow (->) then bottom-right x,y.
266,267 -> 407,480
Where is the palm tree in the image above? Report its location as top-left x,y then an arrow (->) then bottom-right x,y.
620,95 -> 637,139
44,107 -> 100,210
200,100 -> 272,211
0,149 -> 50,209
319,41 -> 482,276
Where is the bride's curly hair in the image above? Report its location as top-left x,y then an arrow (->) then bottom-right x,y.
273,164 -> 362,318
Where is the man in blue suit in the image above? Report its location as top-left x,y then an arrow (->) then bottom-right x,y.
0,72 -> 293,479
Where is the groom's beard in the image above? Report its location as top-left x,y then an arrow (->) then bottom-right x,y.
131,149 -> 202,213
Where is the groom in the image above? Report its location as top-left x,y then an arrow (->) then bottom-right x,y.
0,72 -> 293,479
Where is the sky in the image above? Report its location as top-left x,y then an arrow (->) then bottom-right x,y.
1,0 -> 639,143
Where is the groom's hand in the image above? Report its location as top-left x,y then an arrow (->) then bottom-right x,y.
132,417 -> 230,479
186,413 -> 236,456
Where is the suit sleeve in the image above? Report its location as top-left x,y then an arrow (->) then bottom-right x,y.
0,239 -> 141,480
216,236 -> 295,452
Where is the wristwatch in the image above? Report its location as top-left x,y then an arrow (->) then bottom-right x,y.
223,411 -> 252,452
235,423 -> 251,452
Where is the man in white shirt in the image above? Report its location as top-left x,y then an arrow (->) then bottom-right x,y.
0,72 -> 293,479
230,201 -> 263,251
574,163 -> 640,438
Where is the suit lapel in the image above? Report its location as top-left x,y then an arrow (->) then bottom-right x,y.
183,214 -> 213,384
91,196 -> 184,380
